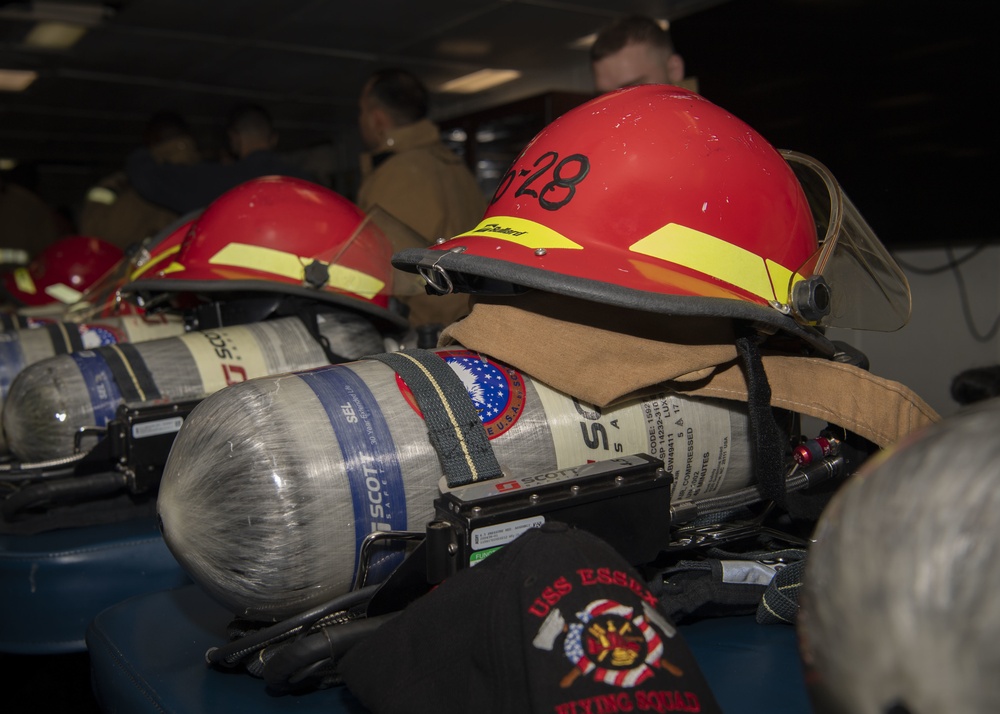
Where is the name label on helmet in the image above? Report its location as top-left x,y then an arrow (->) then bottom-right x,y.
459,217 -> 583,251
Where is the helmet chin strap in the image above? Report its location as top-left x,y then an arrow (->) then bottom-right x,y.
273,298 -> 353,365
184,294 -> 353,365
734,323 -> 787,509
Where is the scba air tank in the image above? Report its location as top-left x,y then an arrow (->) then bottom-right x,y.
157,348 -> 753,620
0,314 -> 185,453
2,310 -> 385,462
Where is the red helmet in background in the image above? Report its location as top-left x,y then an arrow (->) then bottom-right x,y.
122,176 -> 408,329
392,85 -> 910,343
59,212 -> 196,320
0,235 -> 123,308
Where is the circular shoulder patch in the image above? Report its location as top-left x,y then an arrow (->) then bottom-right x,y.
396,349 -> 526,439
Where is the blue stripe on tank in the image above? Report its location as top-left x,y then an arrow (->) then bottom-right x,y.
0,330 -> 25,399
69,351 -> 124,428
298,364 -> 407,586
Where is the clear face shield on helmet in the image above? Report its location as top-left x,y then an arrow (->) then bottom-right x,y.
61,250 -> 146,322
59,214 -> 198,322
782,151 -> 911,332
354,205 -> 429,302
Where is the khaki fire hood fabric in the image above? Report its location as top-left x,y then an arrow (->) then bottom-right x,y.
439,294 -> 940,448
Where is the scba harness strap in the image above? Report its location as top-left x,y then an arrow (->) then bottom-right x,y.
364,349 -> 503,488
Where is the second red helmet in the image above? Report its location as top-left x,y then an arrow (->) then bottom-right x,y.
1,235 -> 123,308
122,176 -> 408,328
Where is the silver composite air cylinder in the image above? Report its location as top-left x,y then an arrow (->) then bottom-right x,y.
0,314 -> 185,453
2,310 -> 385,462
157,348 -> 754,620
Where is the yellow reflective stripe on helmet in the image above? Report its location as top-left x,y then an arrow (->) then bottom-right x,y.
86,186 -> 118,205
629,223 -> 801,304
326,264 -> 385,299
208,243 -> 385,299
161,261 -> 185,275
460,217 -> 583,250
130,244 -> 182,280
13,267 -> 37,295
44,283 -> 83,304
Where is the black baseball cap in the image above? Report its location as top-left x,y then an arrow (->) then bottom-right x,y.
338,521 -> 722,713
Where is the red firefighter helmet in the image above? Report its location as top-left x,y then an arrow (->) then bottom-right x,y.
122,176 -> 408,328
392,85 -> 909,343
0,235 -> 123,308
58,212 -> 197,320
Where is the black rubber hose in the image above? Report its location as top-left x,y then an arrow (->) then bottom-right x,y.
262,612 -> 400,689
1,471 -> 127,519
676,455 -> 848,524
206,585 -> 380,667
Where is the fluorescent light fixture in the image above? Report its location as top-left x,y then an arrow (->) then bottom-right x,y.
0,69 -> 38,91
0,158 -> 18,170
24,21 -> 88,49
440,69 -> 520,94
570,32 -> 598,50
31,2 -> 107,26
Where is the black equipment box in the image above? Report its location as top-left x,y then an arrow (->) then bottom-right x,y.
426,454 -> 672,580
77,397 -> 202,493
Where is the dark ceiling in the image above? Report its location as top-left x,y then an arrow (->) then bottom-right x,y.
0,0 -> 726,170
0,0 -> 995,248
672,0 -> 995,248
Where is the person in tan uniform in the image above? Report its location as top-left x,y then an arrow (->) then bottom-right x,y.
79,111 -> 202,250
0,173 -> 61,264
356,68 -> 486,335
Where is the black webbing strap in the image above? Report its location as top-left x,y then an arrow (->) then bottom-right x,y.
276,301 -> 352,365
365,349 -> 502,487
100,343 -> 162,404
735,330 -> 786,508
756,558 -> 806,625
1,313 -> 27,331
45,321 -> 84,355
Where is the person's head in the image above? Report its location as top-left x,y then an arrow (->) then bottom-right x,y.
143,111 -> 192,148
144,110 -> 200,165
590,15 -> 685,93
225,104 -> 277,159
358,68 -> 429,151
799,396 -> 1000,714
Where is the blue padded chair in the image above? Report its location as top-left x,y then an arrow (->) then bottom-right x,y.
87,583 -> 813,714
0,517 -> 189,654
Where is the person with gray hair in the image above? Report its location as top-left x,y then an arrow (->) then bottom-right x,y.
798,395 -> 1000,714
